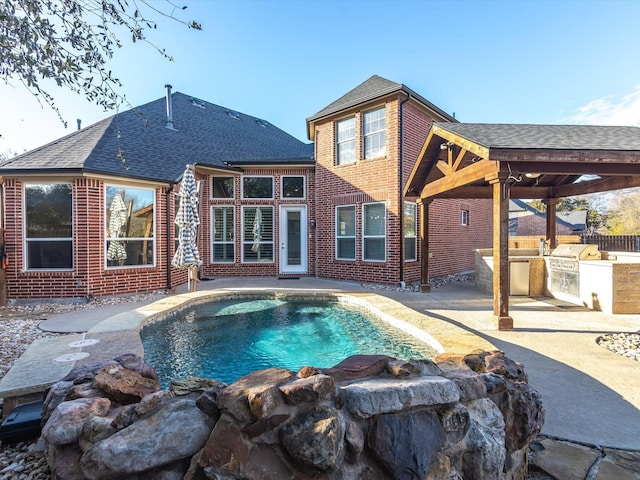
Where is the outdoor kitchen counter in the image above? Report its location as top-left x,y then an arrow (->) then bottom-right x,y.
558,256 -> 640,314
475,248 -> 546,297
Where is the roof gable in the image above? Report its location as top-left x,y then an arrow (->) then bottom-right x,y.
307,75 -> 402,122
306,75 -> 455,139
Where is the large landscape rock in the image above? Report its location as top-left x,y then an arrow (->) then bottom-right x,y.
39,351 -> 544,479
215,368 -> 294,423
42,397 -> 111,445
281,406 -> 346,471
368,409 -> 445,479
93,366 -> 160,404
80,399 -> 215,479
340,375 -> 459,417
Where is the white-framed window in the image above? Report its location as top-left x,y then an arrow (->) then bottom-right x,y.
363,202 -> 386,261
242,206 -> 274,262
336,116 -> 356,165
461,209 -> 469,226
363,107 -> 386,159
212,206 -> 234,263
404,202 -> 417,262
212,176 -> 235,199
281,176 -> 305,199
106,185 -> 155,268
242,176 -> 274,199
24,183 -> 73,270
335,205 -> 356,260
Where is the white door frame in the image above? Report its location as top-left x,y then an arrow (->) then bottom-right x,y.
279,205 -> 307,274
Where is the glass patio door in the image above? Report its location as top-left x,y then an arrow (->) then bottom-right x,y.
279,205 -> 307,274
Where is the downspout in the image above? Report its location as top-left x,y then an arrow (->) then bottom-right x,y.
166,183 -> 175,291
314,129 -> 319,278
398,92 -> 411,287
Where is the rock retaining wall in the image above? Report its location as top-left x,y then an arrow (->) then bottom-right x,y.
40,351 -> 544,479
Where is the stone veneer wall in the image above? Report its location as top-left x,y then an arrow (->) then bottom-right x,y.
475,248 -> 545,297
41,352 -> 544,480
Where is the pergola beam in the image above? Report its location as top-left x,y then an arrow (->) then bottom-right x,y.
431,125 -> 490,159
556,175 -> 640,197
418,175 -> 640,200
420,159 -> 498,198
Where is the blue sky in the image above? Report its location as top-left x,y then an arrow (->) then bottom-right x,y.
2,0 -> 640,156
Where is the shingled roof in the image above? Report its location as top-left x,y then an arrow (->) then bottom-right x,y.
510,199 -> 587,231
306,75 -> 455,138
435,123 -> 640,151
0,92 -> 314,183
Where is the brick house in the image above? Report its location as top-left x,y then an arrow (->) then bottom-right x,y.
509,199 -> 587,236
0,76 -> 492,299
307,75 -> 492,284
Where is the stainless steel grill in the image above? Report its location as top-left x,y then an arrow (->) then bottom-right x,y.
549,244 -> 601,296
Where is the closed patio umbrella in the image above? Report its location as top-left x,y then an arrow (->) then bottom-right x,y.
251,207 -> 262,258
172,166 -> 202,291
107,191 -> 127,263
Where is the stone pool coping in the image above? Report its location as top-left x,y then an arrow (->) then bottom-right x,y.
0,288 -> 496,414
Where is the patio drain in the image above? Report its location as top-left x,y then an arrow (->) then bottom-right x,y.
54,352 -> 90,363
67,339 -> 100,348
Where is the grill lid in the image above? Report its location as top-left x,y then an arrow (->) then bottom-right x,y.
550,244 -> 601,260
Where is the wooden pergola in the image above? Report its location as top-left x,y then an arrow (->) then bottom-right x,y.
404,123 -> 640,330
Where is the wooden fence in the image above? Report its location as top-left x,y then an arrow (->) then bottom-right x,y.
580,234 -> 640,252
508,235 -> 581,249
509,234 -> 640,252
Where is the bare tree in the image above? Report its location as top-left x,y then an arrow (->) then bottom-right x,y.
606,187 -> 640,234
0,0 -> 201,126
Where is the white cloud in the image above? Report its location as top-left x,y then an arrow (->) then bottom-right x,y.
563,85 -> 640,126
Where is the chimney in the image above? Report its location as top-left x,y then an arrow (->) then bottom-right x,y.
165,84 -> 175,130
77,119 -> 81,130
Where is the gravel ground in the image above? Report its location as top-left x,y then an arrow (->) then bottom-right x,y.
0,278 -> 637,479
0,292 -> 167,379
597,332 -> 640,361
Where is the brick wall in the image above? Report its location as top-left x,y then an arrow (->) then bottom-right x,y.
314,100 -> 401,284
313,97 -> 493,285
513,212 -> 575,236
402,102 -> 434,283
3,178 -> 171,299
199,167 -> 316,280
427,198 -> 493,278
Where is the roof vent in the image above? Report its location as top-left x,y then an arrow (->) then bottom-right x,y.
227,110 -> 240,119
256,119 -> 268,128
165,84 -> 177,131
191,98 -> 205,108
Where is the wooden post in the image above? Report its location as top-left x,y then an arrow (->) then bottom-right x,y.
0,228 -> 6,306
488,175 -> 513,330
189,267 -> 199,292
544,198 -> 558,250
419,198 -> 432,292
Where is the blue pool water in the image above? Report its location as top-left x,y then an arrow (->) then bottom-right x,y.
141,297 -> 436,387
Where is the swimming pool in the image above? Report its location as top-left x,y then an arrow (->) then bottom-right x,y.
141,295 -> 438,387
